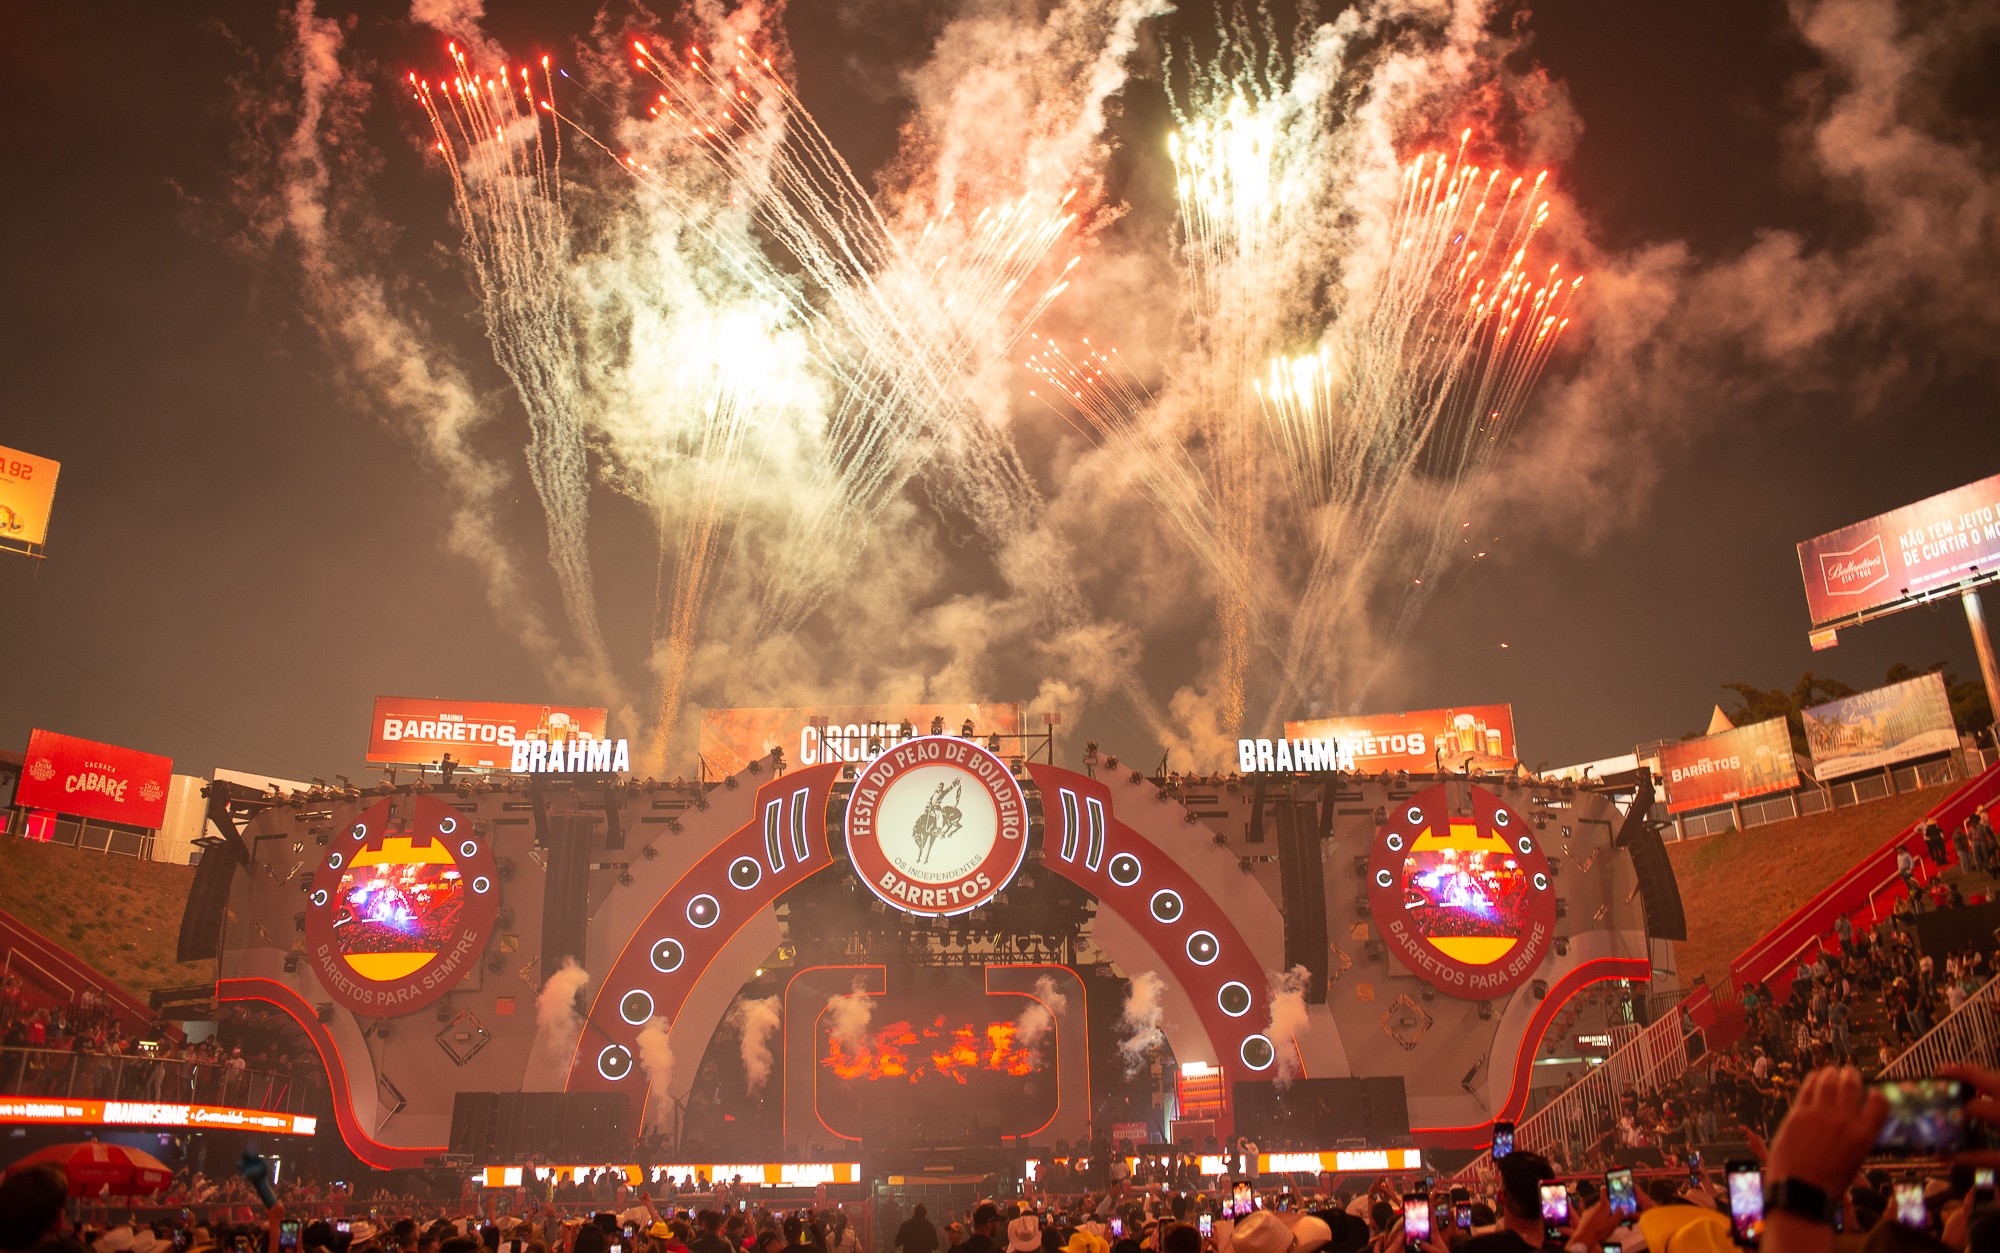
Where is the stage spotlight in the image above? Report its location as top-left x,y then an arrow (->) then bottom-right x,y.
1365,940 -> 1386,961
1352,855 -> 1369,877
1420,984 -> 1435,1002
1531,979 -> 1548,1000
1554,937 -> 1569,957
1478,1000 -> 1494,1020
1555,898 -> 1568,918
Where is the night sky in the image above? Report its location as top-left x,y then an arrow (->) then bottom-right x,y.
2,0 -> 1996,784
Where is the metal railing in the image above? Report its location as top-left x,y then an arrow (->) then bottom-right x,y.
3,811 -> 154,859
1451,988 -> 1712,1181
0,1045 -> 315,1113
1879,972 -> 2000,1079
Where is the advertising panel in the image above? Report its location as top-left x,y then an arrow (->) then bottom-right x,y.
0,1097 -> 316,1136
1280,704 -> 1517,773
0,443 -> 61,556
14,729 -> 173,829
365,696 -> 609,769
1797,471 -> 2000,630
1801,672 -> 1958,781
699,702 -> 1025,777
1657,716 -> 1798,814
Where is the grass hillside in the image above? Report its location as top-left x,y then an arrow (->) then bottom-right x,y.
0,836 -> 214,996
1668,784 -> 1951,989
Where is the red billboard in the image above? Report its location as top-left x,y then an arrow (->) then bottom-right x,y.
698,702 -> 1025,777
15,729 -> 173,829
365,696 -> 610,769
1658,716 -> 1799,814
1797,472 -> 2000,631
1282,704 -> 1518,773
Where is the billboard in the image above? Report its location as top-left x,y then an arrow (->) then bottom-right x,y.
365,696 -> 609,769
1657,716 -> 1798,814
0,444 -> 61,557
1802,672 -> 1958,781
1797,471 -> 2000,631
698,702 -> 1025,777
1282,704 -> 1518,773
15,729 -> 173,829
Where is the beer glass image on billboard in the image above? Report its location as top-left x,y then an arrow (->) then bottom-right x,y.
331,836 -> 466,981
1400,823 -> 1531,965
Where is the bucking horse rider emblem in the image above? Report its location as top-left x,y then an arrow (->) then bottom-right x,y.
910,778 -> 965,865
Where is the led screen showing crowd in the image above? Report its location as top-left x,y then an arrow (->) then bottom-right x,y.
1401,848 -> 1529,940
332,860 -> 464,962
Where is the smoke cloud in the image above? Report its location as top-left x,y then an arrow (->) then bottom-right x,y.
825,982 -> 877,1053
1265,966 -> 1312,1081
728,995 -> 783,1093
1015,974 -> 1070,1052
524,959 -> 590,1082
635,1016 -> 675,1133
1117,970 -> 1167,1074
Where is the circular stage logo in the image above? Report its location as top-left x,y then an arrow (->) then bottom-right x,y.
846,736 -> 1029,916
1366,783 -> 1555,1000
304,794 -> 498,1017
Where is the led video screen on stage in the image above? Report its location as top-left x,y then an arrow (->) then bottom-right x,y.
1401,848 -> 1533,956
810,981 -> 1054,1141
333,852 -> 465,980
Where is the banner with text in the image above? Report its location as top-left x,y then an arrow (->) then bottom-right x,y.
1658,716 -> 1798,814
1797,471 -> 2000,630
699,703 -> 1026,777
15,729 -> 173,829
0,443 -> 61,556
1282,704 -> 1518,773
1802,672 -> 1958,781
366,696 -> 610,769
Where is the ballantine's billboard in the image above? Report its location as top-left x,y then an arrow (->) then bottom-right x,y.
1802,672 -> 1958,781
1797,472 -> 2000,631
365,696 -> 610,769
14,729 -> 172,829
0,443 -> 61,557
699,703 -> 1025,777
1657,716 -> 1798,814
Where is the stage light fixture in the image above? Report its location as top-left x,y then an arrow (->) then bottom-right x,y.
1478,1000 -> 1494,1020
1352,855 -> 1369,877
1554,937 -> 1569,957
1555,898 -> 1568,918
1531,979 -> 1549,999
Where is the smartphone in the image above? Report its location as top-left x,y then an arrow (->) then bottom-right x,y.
1198,1216 -> 1213,1239
1454,1203 -> 1472,1232
610,1244 -> 626,1253
739,1201 -> 748,1214
1404,1196 -> 1431,1253
1873,1078 -> 1974,1155
1977,1167 -> 1996,1205
172,1234 -> 190,1253
1540,1183 -> 1570,1233
1688,1151 -> 1704,1186
1893,1181 -> 1925,1230
1606,1169 -> 1638,1222
280,1221 -> 301,1252
1603,1246 -> 1621,1253
1253,1197 -> 1264,1211
334,1223 -> 351,1236
1726,1161 -> 1764,1247
1493,1120 -> 1515,1160
232,1239 -> 250,1253
624,1226 -> 638,1240
1111,1220 -> 1124,1238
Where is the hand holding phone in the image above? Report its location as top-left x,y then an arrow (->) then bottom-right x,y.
1403,1196 -> 1431,1253
1198,1215 -> 1213,1239
1873,1078 -> 1974,1156
1539,1184 -> 1570,1236
1893,1180 -> 1926,1230
1726,1161 -> 1764,1248
1453,1203 -> 1472,1232
1605,1169 -> 1637,1222
1493,1121 -> 1515,1160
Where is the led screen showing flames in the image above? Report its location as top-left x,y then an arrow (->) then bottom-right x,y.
813,994 -> 1056,1140
1401,844 -> 1528,961
332,837 -> 465,981
824,1016 -> 1042,1084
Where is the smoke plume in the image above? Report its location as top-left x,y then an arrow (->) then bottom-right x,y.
635,1016 -> 675,1133
1265,966 -> 1312,1081
524,959 -> 590,1082
1015,973 -> 1071,1052
1117,971 -> 1167,1074
825,982 -> 877,1053
728,995 -> 783,1093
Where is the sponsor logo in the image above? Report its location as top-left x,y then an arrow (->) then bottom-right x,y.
846,736 -> 1028,916
507,738 -> 632,774
1819,534 -> 1889,597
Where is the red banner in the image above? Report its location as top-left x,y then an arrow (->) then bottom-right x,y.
699,703 -> 1025,777
1658,717 -> 1799,814
365,696 -> 609,769
15,729 -> 172,829
1797,472 -> 2000,630
1282,704 -> 1518,773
